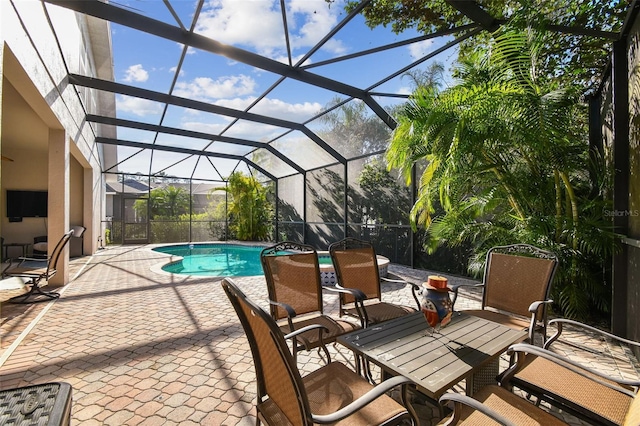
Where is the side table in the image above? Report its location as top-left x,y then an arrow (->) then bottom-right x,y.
2,242 -> 32,261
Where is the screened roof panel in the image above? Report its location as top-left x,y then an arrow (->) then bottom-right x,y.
248,148 -> 298,178
151,153 -> 200,178
115,94 -> 166,124
154,133 -> 210,150
110,24 -> 183,94
203,142 -> 256,157
192,156 -> 237,180
307,99 -> 392,159
221,119 -> 288,143
49,0 -> 630,183
172,108 -> 234,138
115,127 -> 158,144
175,49 -> 283,105
111,147 -> 152,174
247,79 -> 331,124
193,1 -> 288,58
304,33 -> 449,90
108,1 -> 186,26
271,132 -> 338,170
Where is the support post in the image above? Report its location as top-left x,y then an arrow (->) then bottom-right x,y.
48,129 -> 70,286
611,39 -> 630,336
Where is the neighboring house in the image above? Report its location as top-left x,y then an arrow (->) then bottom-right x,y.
0,3 -> 115,285
106,179 -> 225,221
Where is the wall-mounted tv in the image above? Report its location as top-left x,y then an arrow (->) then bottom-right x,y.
6,190 -> 48,218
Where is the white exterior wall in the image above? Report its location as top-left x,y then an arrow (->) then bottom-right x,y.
0,1 -> 115,283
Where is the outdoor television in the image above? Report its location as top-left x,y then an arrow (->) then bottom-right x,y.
6,190 -> 48,218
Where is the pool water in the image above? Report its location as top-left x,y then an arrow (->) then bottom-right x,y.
154,244 -> 265,277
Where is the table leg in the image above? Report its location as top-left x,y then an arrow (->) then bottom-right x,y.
466,358 -> 500,396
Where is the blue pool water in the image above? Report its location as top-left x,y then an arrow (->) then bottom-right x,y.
153,243 -> 265,277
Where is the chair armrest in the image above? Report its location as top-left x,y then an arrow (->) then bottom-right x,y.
329,285 -> 369,327
283,324 -> 330,340
504,343 -> 640,393
545,318 -> 640,351
528,299 -> 553,314
380,276 -> 407,284
383,278 -> 421,310
325,285 -> 366,301
438,393 -> 517,426
379,274 -> 421,309
526,299 -> 553,342
268,300 -> 296,318
450,282 -> 484,309
284,322 -> 332,362
269,300 -> 299,334
312,375 -> 414,424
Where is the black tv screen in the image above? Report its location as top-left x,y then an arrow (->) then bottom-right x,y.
6,190 -> 48,218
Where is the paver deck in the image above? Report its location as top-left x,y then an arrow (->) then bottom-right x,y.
1,245 -> 638,425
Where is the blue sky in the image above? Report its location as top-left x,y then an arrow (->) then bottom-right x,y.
107,0 -> 458,180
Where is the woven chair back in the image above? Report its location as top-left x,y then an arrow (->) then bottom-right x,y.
261,243 -> 323,320
222,278 -> 310,425
484,251 -> 556,320
330,239 -> 381,303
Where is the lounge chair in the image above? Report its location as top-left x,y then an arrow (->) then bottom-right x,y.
451,244 -> 558,344
2,230 -> 74,303
221,277 -> 415,425
260,241 -> 361,361
498,318 -> 640,426
329,237 -> 420,327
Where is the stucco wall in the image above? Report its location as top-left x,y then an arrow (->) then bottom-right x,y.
0,1 -> 114,261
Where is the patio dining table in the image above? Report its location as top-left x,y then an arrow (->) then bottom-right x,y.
337,311 -> 527,410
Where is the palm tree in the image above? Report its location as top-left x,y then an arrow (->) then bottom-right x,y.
217,172 -> 273,241
387,28 -> 619,320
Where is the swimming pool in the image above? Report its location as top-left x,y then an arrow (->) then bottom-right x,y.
153,243 -> 390,281
153,243 -> 265,277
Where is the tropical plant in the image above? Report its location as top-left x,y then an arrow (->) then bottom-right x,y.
387,27 -> 620,320
134,185 -> 190,219
216,172 -> 273,241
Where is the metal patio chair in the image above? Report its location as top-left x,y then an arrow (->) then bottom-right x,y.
329,238 -> 420,327
498,319 -> 640,426
2,229 -> 74,304
438,384 -> 568,425
222,278 -> 415,426
260,241 -> 361,361
451,244 -> 558,344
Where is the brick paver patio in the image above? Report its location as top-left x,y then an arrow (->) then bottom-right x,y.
1,245 -> 638,425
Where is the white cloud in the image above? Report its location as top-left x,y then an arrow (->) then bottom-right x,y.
251,97 -> 322,121
408,40 -> 435,61
213,96 -> 322,122
288,0 -> 345,53
183,119 -> 280,142
196,0 -> 344,56
182,121 -> 229,135
174,75 -> 257,101
197,1 -> 284,51
123,64 -> 149,82
116,95 -> 163,116
181,95 -> 321,139
169,66 -> 185,77
397,86 -> 413,96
